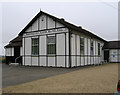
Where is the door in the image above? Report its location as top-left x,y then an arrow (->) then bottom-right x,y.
104,50 -> 109,62
14,46 -> 20,57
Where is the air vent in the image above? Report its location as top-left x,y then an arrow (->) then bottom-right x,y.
60,18 -> 65,21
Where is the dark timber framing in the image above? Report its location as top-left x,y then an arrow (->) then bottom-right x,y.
69,29 -> 71,68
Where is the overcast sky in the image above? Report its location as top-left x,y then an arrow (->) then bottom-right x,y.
1,1 -> 118,55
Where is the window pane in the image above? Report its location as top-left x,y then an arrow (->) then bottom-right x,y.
80,38 -> 84,55
47,36 -> 56,55
48,44 -> 56,54
80,46 -> 84,55
32,38 -> 38,45
90,41 -> 94,55
98,43 -> 100,55
80,38 -> 84,45
32,38 -> 39,55
48,36 -> 55,43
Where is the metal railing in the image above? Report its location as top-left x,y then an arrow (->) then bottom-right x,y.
15,56 -> 21,63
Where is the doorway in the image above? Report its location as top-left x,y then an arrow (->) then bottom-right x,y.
104,50 -> 109,62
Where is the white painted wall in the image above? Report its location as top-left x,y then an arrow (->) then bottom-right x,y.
39,36 -> 46,55
39,57 -> 46,66
56,22 -> 64,27
48,57 -> 55,66
32,57 -> 38,66
57,33 -> 65,55
66,33 -> 69,67
71,34 -> 76,67
25,38 -> 31,55
32,19 -> 38,31
20,47 -> 22,56
25,57 -> 31,66
48,16 -> 55,29
39,14 -> 46,30
109,49 -> 118,62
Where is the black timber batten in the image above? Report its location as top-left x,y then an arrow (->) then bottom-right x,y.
18,11 -> 107,42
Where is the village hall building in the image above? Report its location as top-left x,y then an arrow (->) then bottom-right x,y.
4,11 -> 120,68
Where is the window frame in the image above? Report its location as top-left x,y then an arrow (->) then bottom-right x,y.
47,35 -> 56,56
31,38 -> 39,56
80,37 -> 84,55
98,43 -> 101,55
90,40 -> 94,55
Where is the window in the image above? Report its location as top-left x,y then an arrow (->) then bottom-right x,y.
80,37 -> 84,55
32,38 -> 39,55
90,40 -> 94,55
98,43 -> 100,55
47,36 -> 56,55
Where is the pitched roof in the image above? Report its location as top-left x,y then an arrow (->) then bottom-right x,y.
103,41 -> 120,49
5,42 -> 22,48
4,36 -> 22,48
10,36 -> 22,43
18,11 -> 107,42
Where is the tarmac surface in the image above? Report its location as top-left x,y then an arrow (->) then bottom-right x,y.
2,63 -> 86,88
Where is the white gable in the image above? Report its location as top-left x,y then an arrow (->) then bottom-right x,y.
32,19 -> 38,31
25,14 -> 65,33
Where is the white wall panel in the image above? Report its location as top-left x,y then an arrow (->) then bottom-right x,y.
81,57 -> 84,66
39,57 -> 46,66
91,57 -> 94,65
66,33 -> 69,55
20,47 -> 22,56
93,40 -> 96,55
56,34 -> 65,55
76,35 -> 80,55
22,56 -> 24,65
77,56 -> 80,66
32,19 -> 38,31
88,39 -> 90,55
25,57 -> 31,66
66,56 -> 69,67
39,15 -> 46,30
48,17 -> 55,29
71,34 -> 75,55
96,41 -> 98,55
71,34 -> 75,67
25,38 -> 31,55
85,57 -> 87,65
71,56 -> 76,67
88,57 -> 90,65
84,38 -> 87,55
32,57 -> 38,66
23,38 -> 25,56
57,56 -> 65,67
39,36 -> 46,55
26,27 -> 31,32
12,47 -> 14,56
48,57 -> 55,66
56,22 -> 64,28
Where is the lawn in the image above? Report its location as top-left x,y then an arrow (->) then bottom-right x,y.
3,63 -> 118,93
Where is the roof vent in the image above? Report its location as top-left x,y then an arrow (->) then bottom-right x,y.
60,18 -> 65,21
78,26 -> 82,28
